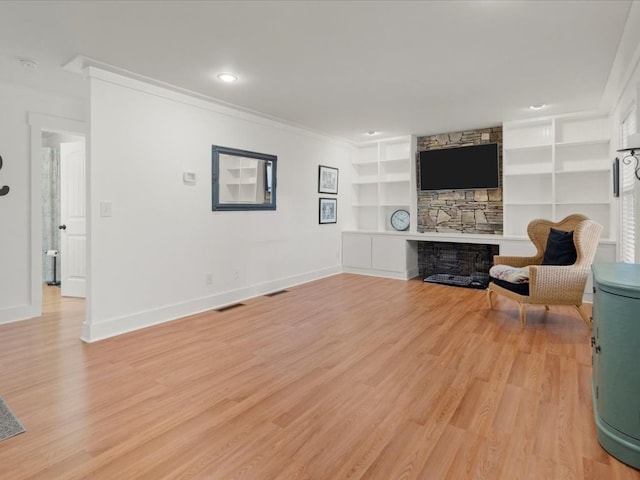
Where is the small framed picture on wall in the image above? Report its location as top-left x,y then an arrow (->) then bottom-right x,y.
319,197 -> 337,224
318,165 -> 338,194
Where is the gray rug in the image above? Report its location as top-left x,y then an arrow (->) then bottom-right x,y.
0,396 -> 25,442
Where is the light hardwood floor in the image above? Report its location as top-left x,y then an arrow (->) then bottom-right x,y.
0,275 -> 638,479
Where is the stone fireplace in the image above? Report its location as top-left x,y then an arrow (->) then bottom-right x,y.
417,126 -> 503,234
419,241 -> 499,288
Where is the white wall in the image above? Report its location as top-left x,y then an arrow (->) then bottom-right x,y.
84,68 -> 353,341
0,82 -> 84,323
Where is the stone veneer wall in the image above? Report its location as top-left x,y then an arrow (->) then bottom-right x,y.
417,126 -> 503,234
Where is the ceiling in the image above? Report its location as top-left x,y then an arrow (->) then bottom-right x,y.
0,0 -> 635,143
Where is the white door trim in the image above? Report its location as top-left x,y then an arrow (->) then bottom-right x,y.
28,113 -> 86,319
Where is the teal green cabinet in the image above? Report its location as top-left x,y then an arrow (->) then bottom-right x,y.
592,263 -> 640,469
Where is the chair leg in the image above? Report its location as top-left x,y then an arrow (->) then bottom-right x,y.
487,288 -> 494,309
519,304 -> 527,328
575,305 -> 592,327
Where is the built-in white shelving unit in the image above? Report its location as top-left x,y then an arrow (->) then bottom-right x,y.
351,136 -> 416,232
503,112 -> 613,239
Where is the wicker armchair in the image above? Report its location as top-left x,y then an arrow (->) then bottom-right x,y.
487,214 -> 603,327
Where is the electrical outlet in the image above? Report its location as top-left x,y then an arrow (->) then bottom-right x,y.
206,273 -> 213,285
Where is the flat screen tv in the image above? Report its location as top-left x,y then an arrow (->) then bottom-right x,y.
419,143 -> 499,191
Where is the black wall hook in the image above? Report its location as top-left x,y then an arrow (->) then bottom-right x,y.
0,154 -> 9,196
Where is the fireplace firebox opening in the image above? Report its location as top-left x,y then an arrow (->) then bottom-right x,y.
418,242 -> 499,289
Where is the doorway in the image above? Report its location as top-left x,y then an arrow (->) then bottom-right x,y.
29,112 -> 87,326
41,132 -> 87,299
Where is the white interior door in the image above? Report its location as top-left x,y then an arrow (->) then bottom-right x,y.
60,140 -> 86,298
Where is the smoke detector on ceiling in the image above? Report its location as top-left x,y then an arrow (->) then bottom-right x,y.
18,57 -> 39,71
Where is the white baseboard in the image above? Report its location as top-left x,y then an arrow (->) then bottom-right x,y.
81,266 -> 341,343
0,304 -> 39,325
342,266 -> 413,280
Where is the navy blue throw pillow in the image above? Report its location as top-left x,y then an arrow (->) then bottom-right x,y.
541,228 -> 577,265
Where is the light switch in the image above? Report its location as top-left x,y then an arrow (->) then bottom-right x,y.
100,201 -> 112,217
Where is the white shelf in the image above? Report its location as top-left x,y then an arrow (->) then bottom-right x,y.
556,139 -> 610,147
555,167 -> 610,174
351,136 -> 415,232
502,144 -> 552,176
503,111 -> 613,240
503,173 -> 552,204
503,168 -> 553,176
380,157 -> 410,164
504,170 -> 553,177
556,201 -> 610,206
380,176 -> 411,183
504,170 -> 547,177
353,160 -> 379,166
226,181 -> 257,186
503,144 -> 553,152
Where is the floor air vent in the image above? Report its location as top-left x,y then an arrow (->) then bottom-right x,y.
264,290 -> 288,297
216,303 -> 245,312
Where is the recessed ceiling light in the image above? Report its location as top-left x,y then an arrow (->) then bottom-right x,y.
365,131 -> 379,136
216,72 -> 238,83
529,104 -> 546,110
